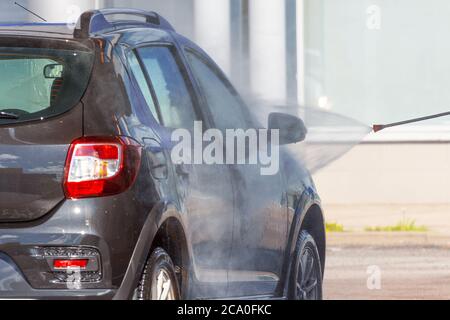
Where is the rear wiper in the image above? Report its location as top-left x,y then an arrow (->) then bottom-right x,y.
0,111 -> 20,119
373,111 -> 450,132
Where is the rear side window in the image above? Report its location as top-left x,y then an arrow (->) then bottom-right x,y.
0,42 -> 94,124
136,46 -> 196,129
127,51 -> 161,124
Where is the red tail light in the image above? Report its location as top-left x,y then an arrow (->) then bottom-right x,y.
64,136 -> 142,199
53,259 -> 89,270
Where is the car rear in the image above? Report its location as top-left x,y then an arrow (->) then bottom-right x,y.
0,33 -> 94,222
0,28 -> 145,299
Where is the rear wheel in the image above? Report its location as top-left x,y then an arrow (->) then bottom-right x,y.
134,247 -> 181,300
289,231 -> 323,300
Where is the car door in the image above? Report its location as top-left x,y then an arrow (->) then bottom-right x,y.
125,44 -> 235,298
184,49 -> 288,297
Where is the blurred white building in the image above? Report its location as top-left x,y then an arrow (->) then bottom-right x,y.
4,0 -> 301,105
3,0 -> 450,205
7,0 -> 450,126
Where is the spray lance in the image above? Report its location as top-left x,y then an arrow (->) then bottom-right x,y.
373,111 -> 450,132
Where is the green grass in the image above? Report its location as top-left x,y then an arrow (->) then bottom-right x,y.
326,222 -> 345,233
365,219 -> 428,232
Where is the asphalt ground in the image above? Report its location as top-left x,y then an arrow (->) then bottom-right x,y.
324,234 -> 450,300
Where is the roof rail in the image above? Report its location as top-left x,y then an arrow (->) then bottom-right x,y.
74,8 -> 175,39
0,22 -> 67,27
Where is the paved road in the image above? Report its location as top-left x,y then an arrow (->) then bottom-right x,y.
324,246 -> 450,300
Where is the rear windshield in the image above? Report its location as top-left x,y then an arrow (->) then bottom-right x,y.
0,40 -> 94,124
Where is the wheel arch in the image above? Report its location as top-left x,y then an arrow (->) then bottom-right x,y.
113,201 -> 192,300
150,216 -> 190,298
281,193 -> 326,297
299,203 -> 326,278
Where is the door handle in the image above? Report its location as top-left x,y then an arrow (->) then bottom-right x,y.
175,163 -> 190,178
143,138 -> 168,180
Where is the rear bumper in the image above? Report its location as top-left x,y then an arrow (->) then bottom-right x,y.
0,253 -> 115,300
0,186 -> 153,299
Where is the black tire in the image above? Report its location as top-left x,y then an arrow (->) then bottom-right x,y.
134,247 -> 181,300
289,230 -> 323,300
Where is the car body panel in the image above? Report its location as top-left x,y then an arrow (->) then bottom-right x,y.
0,104 -> 83,222
111,31 -> 236,298
173,36 -> 292,296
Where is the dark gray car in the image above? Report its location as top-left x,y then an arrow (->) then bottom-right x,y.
0,9 -> 325,300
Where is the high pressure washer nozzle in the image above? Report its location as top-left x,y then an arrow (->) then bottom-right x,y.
372,124 -> 385,133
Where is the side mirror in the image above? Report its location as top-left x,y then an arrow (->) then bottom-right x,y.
44,64 -> 64,79
268,112 -> 307,145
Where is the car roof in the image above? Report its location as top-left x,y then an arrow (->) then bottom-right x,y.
0,20 -> 213,68
0,22 -> 174,44
0,9 -> 178,42
0,23 -> 76,39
